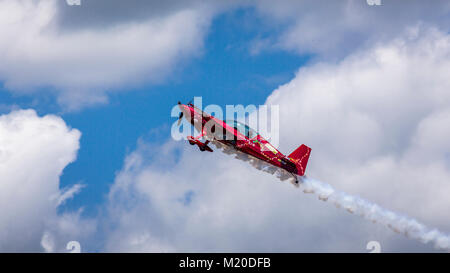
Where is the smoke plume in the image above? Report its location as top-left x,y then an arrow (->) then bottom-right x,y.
212,141 -> 450,251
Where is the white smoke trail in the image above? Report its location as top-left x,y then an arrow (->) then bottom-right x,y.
212,141 -> 450,251
299,176 -> 450,251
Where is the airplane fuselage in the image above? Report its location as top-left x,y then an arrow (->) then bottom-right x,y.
178,103 -> 310,177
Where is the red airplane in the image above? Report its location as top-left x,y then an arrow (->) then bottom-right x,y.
176,101 -> 311,183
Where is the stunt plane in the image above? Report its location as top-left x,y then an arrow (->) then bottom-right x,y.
176,101 -> 312,184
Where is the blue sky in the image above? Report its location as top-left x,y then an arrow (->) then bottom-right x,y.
1,0 -> 450,252
57,8 -> 310,216
0,7 -> 309,217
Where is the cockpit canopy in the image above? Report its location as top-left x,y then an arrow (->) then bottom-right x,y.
225,120 -> 259,139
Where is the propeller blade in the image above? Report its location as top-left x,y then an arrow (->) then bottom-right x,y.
177,112 -> 184,126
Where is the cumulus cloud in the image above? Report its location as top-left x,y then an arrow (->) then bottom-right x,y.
4,0 -> 448,110
251,0 -> 450,58
40,208 -> 96,253
265,26 -> 450,234
104,141 -> 356,252
0,109 -> 94,251
102,138 -> 435,252
3,1 -> 450,252
102,26 -> 450,252
0,0 -> 217,110
54,0 -> 228,30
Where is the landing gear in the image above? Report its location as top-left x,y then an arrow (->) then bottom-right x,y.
187,136 -> 213,152
290,173 -> 299,187
199,140 -> 211,152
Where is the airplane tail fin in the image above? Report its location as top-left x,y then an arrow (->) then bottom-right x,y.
288,144 -> 311,176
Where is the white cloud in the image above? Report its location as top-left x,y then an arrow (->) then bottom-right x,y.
0,0 -> 215,110
0,109 -> 94,251
252,0 -> 450,58
3,0 -> 449,110
102,26 -> 450,252
265,26 -> 450,233
56,183 -> 85,206
3,1 -> 450,252
103,140 -> 434,252
41,208 -> 96,253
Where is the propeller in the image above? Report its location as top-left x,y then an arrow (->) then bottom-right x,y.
177,111 -> 184,126
177,98 -> 194,126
